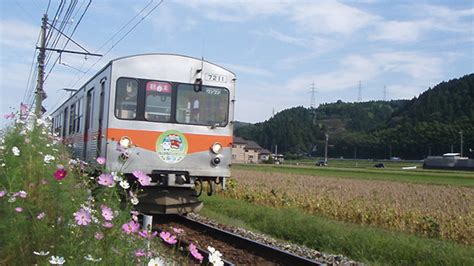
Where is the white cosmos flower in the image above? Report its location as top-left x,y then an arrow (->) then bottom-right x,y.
131,197 -> 139,205
119,180 -> 130,189
148,257 -> 166,266
49,255 -> 66,265
208,246 -> 223,266
112,172 -> 122,182
33,250 -> 50,256
12,146 -> 20,156
84,254 -> 102,262
44,154 -> 55,163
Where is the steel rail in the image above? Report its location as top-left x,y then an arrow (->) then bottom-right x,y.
163,214 -> 322,265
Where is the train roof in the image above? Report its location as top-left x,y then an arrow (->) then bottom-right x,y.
48,53 -> 235,115
111,53 -> 236,76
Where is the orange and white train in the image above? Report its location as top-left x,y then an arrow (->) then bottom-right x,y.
50,54 -> 236,214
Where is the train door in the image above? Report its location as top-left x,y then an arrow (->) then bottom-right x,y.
96,78 -> 106,157
83,87 -> 94,160
62,107 -> 68,139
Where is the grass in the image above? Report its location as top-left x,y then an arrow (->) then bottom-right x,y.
201,194 -> 474,265
234,163 -> 474,187
0,116 -> 180,265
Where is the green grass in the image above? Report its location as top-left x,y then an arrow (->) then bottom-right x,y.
201,194 -> 474,265
234,164 -> 474,187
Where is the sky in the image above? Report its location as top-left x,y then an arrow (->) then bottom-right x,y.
0,0 -> 473,128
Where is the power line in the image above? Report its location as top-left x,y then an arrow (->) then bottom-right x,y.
65,0 -> 154,87
44,0 -> 92,82
70,0 -> 164,88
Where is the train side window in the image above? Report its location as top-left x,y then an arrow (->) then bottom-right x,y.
69,103 -> 75,134
74,99 -> 82,133
115,78 -> 138,119
144,81 -> 172,122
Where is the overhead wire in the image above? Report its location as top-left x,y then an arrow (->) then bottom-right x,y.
44,0 -> 92,82
66,0 -> 155,88
70,0 -> 164,88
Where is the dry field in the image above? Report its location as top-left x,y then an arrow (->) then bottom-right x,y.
224,169 -> 474,245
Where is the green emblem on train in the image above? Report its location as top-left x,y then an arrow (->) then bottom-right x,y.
156,130 -> 188,164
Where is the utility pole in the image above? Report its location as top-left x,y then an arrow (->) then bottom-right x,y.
357,80 -> 362,102
310,82 -> 317,109
35,14 -> 48,116
460,130 -> 463,157
324,134 -> 329,165
383,85 -> 387,101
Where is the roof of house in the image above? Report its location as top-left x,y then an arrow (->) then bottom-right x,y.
233,136 -> 247,144
259,149 -> 271,155
233,136 -> 264,150
245,141 -> 262,150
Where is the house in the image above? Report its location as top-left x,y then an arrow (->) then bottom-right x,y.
232,136 -> 264,164
259,149 -> 272,161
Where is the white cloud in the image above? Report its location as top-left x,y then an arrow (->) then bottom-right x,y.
253,29 -> 309,47
373,52 -> 442,80
289,1 -> 379,35
181,1 -> 288,22
386,84 -> 424,100
0,20 -> 38,50
370,20 -> 432,43
221,63 -> 273,77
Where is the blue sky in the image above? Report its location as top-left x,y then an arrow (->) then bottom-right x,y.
1,0 -> 473,128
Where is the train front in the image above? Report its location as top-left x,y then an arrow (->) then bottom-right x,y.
106,54 -> 235,214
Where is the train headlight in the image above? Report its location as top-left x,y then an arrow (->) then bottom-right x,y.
119,136 -> 132,149
211,142 -> 223,154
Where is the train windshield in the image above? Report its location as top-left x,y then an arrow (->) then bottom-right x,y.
145,81 -> 172,122
176,84 -> 229,126
114,78 -> 229,127
115,78 -> 138,119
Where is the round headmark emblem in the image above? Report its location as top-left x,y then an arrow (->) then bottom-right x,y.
156,130 -> 188,164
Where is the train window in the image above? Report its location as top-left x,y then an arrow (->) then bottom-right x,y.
69,103 -> 75,134
144,81 -> 172,122
176,84 -> 229,126
115,78 -> 138,119
74,99 -> 82,133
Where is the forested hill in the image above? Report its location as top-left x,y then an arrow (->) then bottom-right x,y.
389,74 -> 474,125
235,74 -> 474,159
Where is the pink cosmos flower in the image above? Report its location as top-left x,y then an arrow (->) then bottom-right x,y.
132,170 -> 151,186
138,229 -> 158,240
0,190 -> 6,198
73,208 -> 91,226
96,157 -> 106,165
14,191 -> 27,198
94,231 -> 104,240
3,112 -> 15,119
15,207 -> 23,212
97,173 -> 115,187
121,221 -> 140,234
159,231 -> 177,245
100,205 -> 114,221
53,169 -> 67,180
134,249 -> 145,257
37,212 -> 46,220
172,227 -> 184,234
103,222 -> 114,228
189,243 -> 203,263
20,103 -> 29,115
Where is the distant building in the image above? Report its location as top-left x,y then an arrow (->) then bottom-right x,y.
232,136 -> 264,164
259,149 -> 272,161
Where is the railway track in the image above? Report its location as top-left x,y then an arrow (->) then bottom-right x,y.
153,214 -> 322,265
